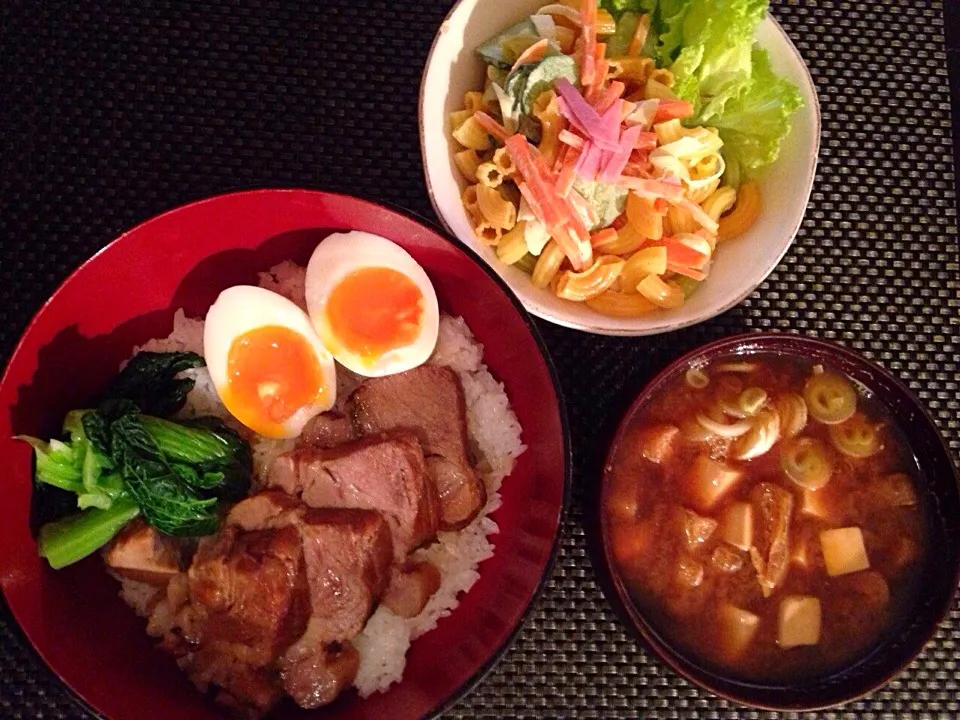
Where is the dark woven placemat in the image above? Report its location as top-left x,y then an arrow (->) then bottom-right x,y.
1,0 -> 958,718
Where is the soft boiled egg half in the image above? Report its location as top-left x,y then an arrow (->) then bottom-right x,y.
204,286 -> 337,439
305,232 -> 439,377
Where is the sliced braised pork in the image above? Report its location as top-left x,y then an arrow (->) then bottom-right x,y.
382,560 -> 442,619
266,433 -> 440,560
156,492 -> 394,715
184,524 -> 312,714
301,410 -> 356,449
350,365 -> 486,529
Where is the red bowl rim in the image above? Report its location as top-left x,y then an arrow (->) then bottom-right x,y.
0,189 -> 574,720
597,330 -> 960,711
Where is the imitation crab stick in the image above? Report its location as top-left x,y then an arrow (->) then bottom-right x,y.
506,134 -> 592,269
472,111 -> 510,144
618,176 -> 688,203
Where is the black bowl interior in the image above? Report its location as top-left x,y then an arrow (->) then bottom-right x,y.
585,333 -> 960,711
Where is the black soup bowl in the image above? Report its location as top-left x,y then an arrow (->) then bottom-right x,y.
591,333 -> 960,710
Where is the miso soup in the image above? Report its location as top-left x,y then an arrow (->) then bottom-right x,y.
604,353 -> 926,681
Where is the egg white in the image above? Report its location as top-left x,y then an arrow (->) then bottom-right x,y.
305,231 -> 440,377
203,285 -> 337,438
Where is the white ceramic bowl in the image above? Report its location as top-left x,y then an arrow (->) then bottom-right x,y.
420,0 -> 821,336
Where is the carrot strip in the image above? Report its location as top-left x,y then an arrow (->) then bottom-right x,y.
552,143 -> 570,174
511,38 -> 551,71
473,111 -> 510,144
558,129 -> 586,149
593,81 -> 625,115
652,100 -> 694,123
666,261 -> 707,281
590,228 -> 618,248
580,0 -> 597,87
556,147 -> 580,197
627,13 -> 651,56
635,132 -> 658,150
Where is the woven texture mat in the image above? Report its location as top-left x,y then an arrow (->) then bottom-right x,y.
1,1 -> 958,718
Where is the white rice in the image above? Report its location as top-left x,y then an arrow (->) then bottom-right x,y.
121,263 -> 526,698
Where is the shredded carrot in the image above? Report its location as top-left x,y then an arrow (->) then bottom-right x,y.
511,38 -> 551,72
553,143 -> 570,174
558,129 -> 586,149
590,228 -> 618,248
666,262 -> 707,281
627,13 -> 651,57
593,81 -> 625,115
635,132 -> 658,150
652,100 -> 694,123
580,0 -> 597,88
473,111 -> 509,144
556,148 -> 580,196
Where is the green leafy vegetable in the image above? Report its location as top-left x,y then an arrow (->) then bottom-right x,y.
656,0 -> 801,178
103,351 -> 204,418
38,496 -> 140,570
605,12 -> 641,57
707,47 -> 803,178
20,350 -> 253,568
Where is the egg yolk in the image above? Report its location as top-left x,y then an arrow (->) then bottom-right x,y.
325,267 -> 424,361
222,325 -> 326,437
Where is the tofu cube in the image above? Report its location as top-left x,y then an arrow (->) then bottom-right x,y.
819,526 -> 870,577
719,502 -> 753,551
636,424 -> 680,464
778,595 -> 822,649
801,487 -> 835,520
717,604 -> 761,659
686,455 -> 742,513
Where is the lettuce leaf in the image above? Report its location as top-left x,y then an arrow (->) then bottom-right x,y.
663,0 -> 801,178
707,47 -> 803,178
669,0 -> 766,114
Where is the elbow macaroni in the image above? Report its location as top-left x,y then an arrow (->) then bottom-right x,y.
476,162 -> 504,188
454,149 -> 482,182
532,240 -> 565,289
452,116 -> 493,150
496,222 -> 529,265
555,256 -> 625,301
477,185 -> 517,229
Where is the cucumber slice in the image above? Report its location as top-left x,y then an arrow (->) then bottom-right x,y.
520,55 -> 578,114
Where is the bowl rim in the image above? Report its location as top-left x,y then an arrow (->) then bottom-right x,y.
0,188 -> 574,720
596,331 -> 960,711
418,6 -> 823,336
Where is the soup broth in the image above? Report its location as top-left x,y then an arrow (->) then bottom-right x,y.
604,353 -> 926,682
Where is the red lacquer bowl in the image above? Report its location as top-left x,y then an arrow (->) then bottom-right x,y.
0,190 -> 570,720
590,333 -> 960,710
